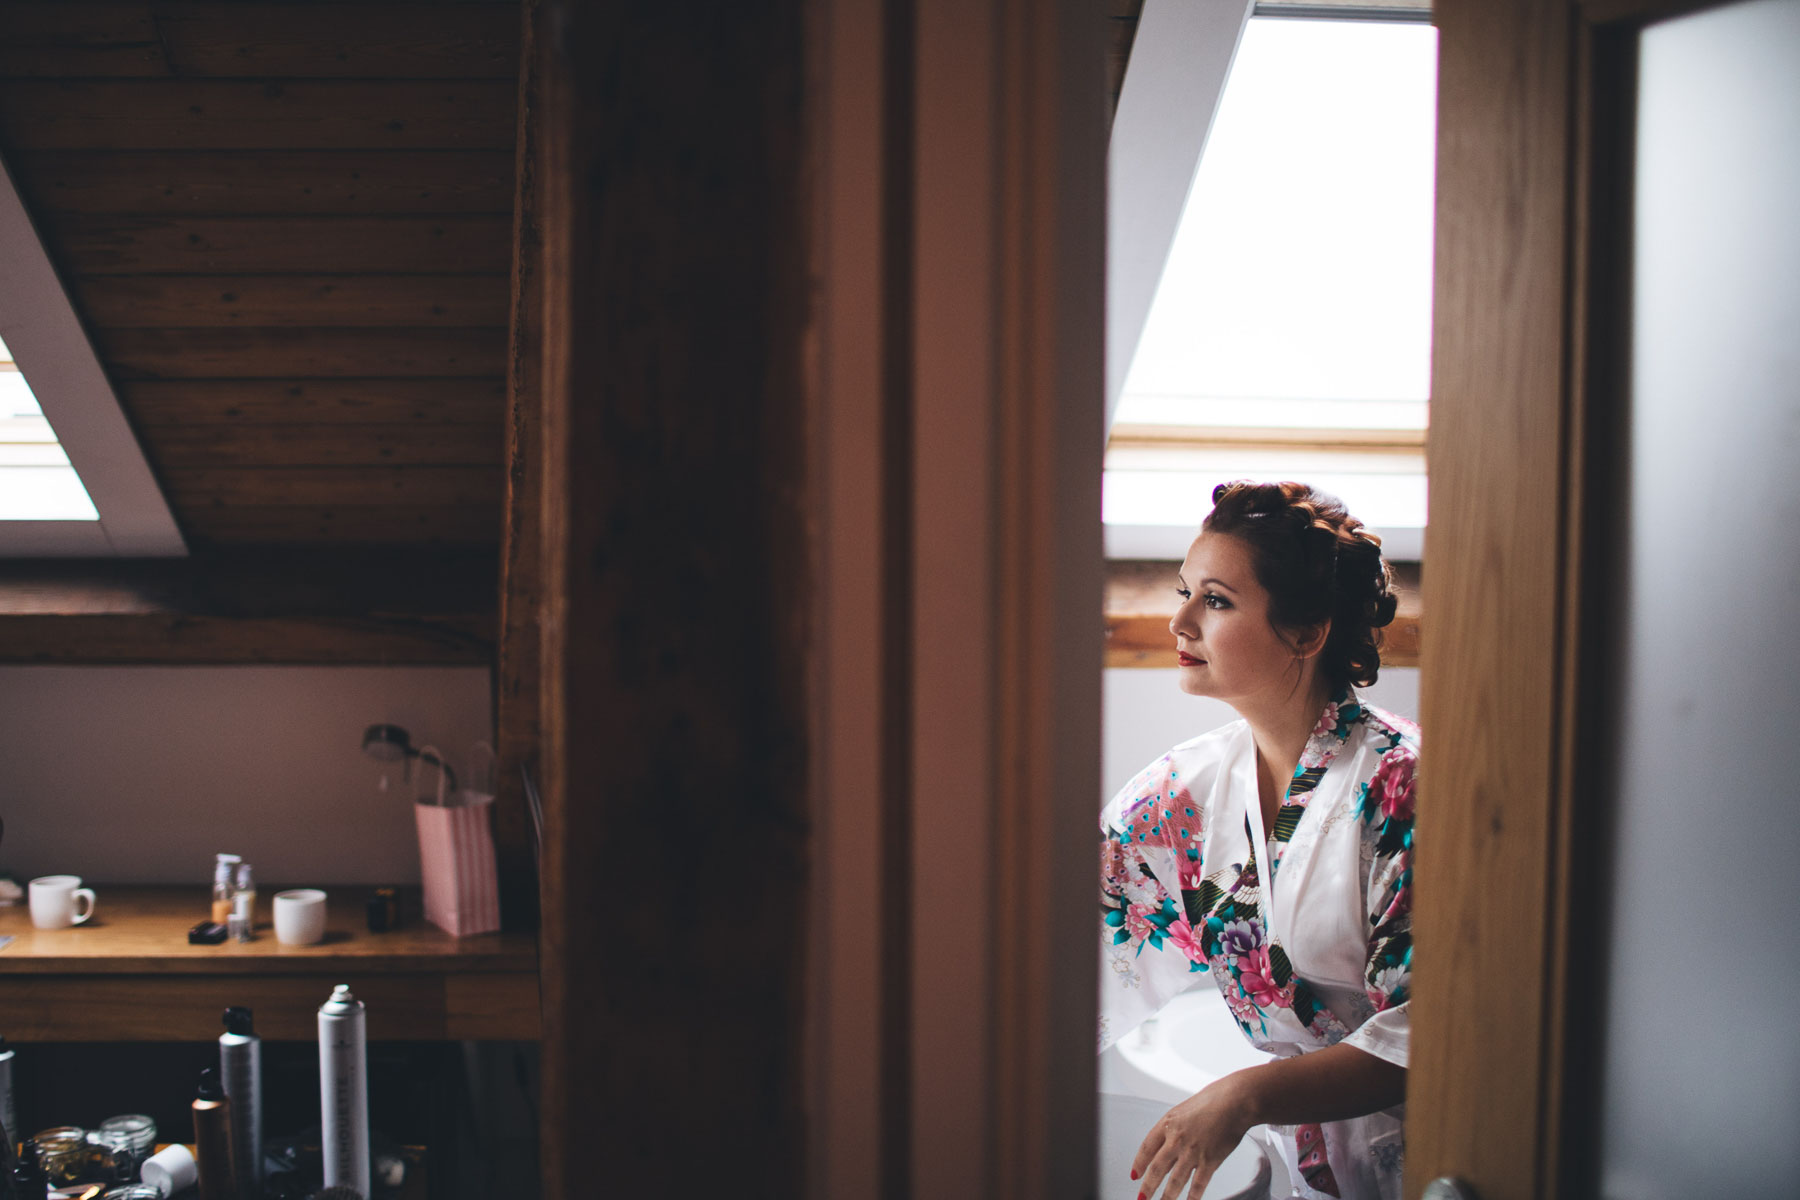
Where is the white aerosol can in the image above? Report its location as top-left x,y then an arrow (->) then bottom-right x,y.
0,1033 -> 15,1142
317,984 -> 371,1199
220,1007 -> 263,1197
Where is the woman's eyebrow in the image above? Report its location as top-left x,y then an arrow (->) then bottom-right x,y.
1198,577 -> 1238,594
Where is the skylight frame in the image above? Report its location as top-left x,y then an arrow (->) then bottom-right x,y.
0,152 -> 186,556
1104,4 -> 1436,561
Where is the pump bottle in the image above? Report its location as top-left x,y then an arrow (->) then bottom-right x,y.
192,1067 -> 238,1200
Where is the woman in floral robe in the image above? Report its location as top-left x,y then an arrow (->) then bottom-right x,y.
1099,482 -> 1415,1200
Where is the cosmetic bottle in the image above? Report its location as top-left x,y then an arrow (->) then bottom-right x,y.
210,855 -> 240,926
219,1008 -> 262,1199
317,985 -> 369,1200
191,1067 -> 238,1200
0,1109 -> 14,1200
233,864 -> 257,930
0,1033 -> 15,1148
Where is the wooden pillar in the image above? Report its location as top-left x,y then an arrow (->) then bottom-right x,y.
494,0 -> 544,932
533,5 -> 810,1196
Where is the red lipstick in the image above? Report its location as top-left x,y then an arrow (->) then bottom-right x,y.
1177,651 -> 1203,667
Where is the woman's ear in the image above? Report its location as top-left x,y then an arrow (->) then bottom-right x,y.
1287,620 -> 1330,661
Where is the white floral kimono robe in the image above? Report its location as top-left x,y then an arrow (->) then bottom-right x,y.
1099,689 -> 1417,1200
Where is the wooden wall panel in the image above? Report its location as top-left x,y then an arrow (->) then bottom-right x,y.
141,423 -> 501,468
165,465 -> 501,508
0,0 -> 519,553
96,327 -> 508,378
77,275 -> 509,327
0,2 -> 518,79
11,150 -> 515,215
0,81 -> 516,149
121,379 -> 507,425
177,505 -> 501,545
45,214 -> 512,273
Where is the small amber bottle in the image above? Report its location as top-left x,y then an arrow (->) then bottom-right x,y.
192,1067 -> 239,1200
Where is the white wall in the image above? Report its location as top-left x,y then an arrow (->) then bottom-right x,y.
1102,665 -> 1419,801
1597,4 -> 1800,1195
0,666 -> 492,886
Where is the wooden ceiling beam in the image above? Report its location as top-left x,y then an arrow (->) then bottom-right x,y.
0,546 -> 498,664
179,504 -> 500,546
164,464 -> 502,508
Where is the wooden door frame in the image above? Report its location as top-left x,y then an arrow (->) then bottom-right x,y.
805,1 -> 1107,1196
1410,2 -> 1727,1196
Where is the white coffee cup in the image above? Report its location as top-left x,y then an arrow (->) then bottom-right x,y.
273,888 -> 328,945
29,875 -> 95,929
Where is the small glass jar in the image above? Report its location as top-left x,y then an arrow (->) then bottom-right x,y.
102,1186 -> 165,1200
33,1126 -> 98,1184
95,1113 -> 157,1182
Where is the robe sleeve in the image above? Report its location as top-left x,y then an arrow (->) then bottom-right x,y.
1098,753 -> 1213,1053
1342,740 -> 1417,1069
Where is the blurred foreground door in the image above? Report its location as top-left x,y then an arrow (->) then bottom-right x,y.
1413,1 -> 1800,1197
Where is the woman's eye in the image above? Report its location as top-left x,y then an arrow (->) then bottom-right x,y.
1204,593 -> 1230,610
1175,587 -> 1192,600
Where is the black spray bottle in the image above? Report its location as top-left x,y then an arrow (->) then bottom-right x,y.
220,1007 -> 263,1198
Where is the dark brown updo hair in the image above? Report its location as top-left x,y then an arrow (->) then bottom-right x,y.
1200,480 -> 1399,690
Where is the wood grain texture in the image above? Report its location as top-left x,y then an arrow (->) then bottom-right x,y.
77,274 -> 509,327
534,1 -> 809,1192
141,422 -> 502,468
0,80 -> 516,149
122,378 -> 507,425
0,2 -> 519,79
0,548 -> 497,661
0,973 -> 537,1041
0,613 -> 492,662
47,214 -> 512,273
1408,1 -> 1577,1196
9,150 -> 515,214
166,465 -> 502,507
96,327 -> 507,378
493,0 -> 543,932
177,503 -> 501,545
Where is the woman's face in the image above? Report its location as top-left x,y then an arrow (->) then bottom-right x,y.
1168,531 -> 1318,704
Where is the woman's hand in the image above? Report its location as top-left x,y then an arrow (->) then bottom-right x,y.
1129,1073 -> 1255,1199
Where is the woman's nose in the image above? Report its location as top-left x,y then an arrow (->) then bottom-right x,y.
1169,605 -> 1195,641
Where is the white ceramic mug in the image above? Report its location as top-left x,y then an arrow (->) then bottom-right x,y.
29,875 -> 96,929
273,888 -> 328,945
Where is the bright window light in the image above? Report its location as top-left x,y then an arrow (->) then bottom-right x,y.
0,334 -> 100,521
1107,16 -> 1438,552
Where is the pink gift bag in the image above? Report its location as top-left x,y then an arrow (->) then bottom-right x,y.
413,745 -> 501,937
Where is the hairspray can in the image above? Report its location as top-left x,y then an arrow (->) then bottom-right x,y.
317,984 -> 370,1199
0,1033 -> 15,1146
219,1008 -> 262,1197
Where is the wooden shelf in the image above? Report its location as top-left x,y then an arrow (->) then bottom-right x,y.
0,886 -> 538,1043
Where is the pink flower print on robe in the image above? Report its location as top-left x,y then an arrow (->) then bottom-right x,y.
1238,945 -> 1282,1008
1374,744 -> 1417,821
1164,915 -> 1207,966
1124,903 -> 1158,946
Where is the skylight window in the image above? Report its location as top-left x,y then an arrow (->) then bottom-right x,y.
1105,13 -> 1438,559
0,335 -> 99,521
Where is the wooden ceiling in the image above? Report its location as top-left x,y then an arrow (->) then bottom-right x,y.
0,1 -> 519,551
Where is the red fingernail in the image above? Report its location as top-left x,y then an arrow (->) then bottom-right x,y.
1130,1170 -> 1139,1180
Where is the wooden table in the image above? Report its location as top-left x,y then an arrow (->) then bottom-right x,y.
0,887 -> 539,1042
